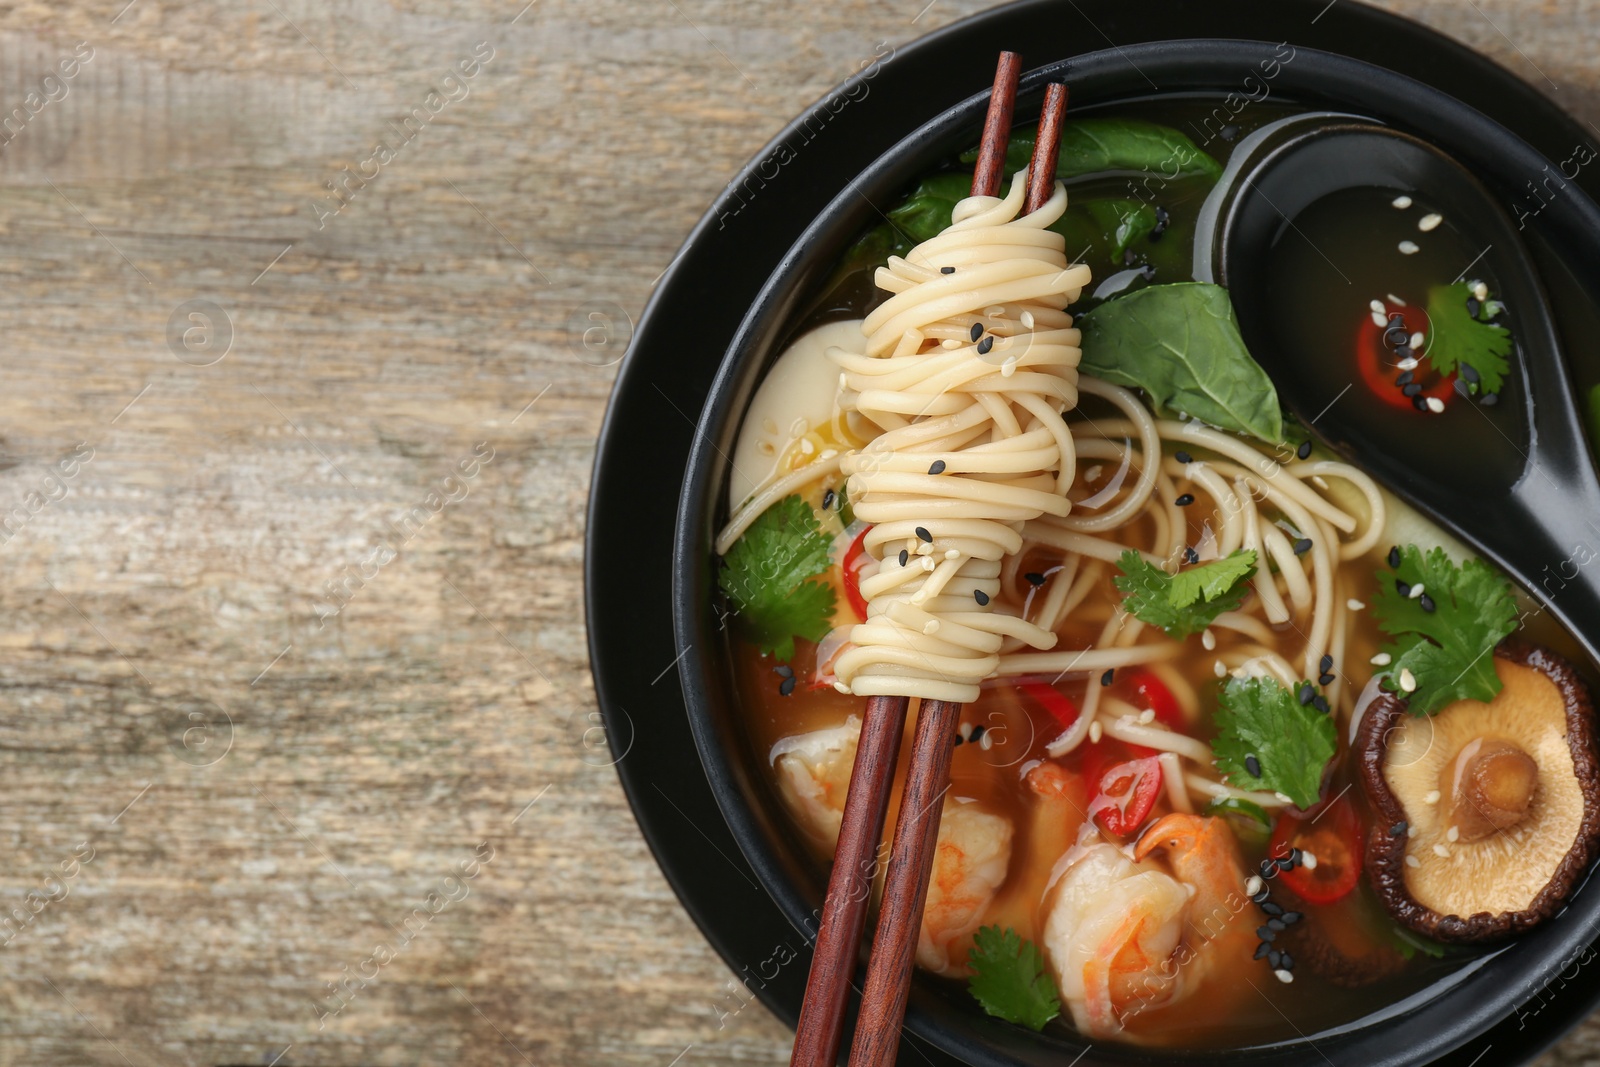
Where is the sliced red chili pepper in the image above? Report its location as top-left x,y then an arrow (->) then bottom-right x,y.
1018,681 -> 1080,730
1087,756 -> 1163,838
840,525 -> 872,621
1355,304 -> 1453,412
1270,793 -> 1364,905
1126,669 -> 1182,731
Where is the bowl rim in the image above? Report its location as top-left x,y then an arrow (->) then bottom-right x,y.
670,36 -> 1600,1066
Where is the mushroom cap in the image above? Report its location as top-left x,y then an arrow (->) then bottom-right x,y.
1357,641 -> 1600,943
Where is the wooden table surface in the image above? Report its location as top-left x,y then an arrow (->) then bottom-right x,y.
0,1 -> 1596,1064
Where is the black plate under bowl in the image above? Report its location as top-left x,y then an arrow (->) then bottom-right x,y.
588,3 -> 1600,1065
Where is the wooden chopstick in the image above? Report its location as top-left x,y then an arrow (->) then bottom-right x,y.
789,693 -> 910,1067
1025,82 -> 1068,214
787,57 -> 1066,1067
845,697 -> 963,1067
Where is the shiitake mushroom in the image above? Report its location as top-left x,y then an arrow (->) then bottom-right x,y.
1357,641 -> 1600,943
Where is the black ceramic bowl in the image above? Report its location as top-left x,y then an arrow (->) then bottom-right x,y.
671,38 -> 1600,1067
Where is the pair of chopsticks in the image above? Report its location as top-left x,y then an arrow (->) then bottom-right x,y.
790,52 -> 1069,1067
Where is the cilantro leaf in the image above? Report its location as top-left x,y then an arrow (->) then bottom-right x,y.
1372,545 -> 1518,716
967,926 -> 1061,1031
1423,282 -> 1512,396
1212,676 -> 1337,809
1114,548 -> 1257,638
718,495 -> 836,661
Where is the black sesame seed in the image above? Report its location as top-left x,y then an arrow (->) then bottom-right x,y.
1481,392 -> 1499,406
1388,546 -> 1402,569
1298,683 -> 1314,706
774,664 -> 794,678
1257,926 -> 1277,943
1258,858 -> 1279,879
1251,887 -> 1271,903
1319,672 -> 1336,687
1276,854 -> 1296,872
1402,382 -> 1422,397
1461,362 -> 1480,383
916,526 -> 933,543
1293,538 -> 1312,556
1175,450 -> 1193,464
1384,327 -> 1408,347
974,589 -> 990,606
1320,654 -> 1333,673
1261,901 -> 1284,916
970,724 -> 985,741
1025,572 -> 1046,587
928,459 -> 947,475
1419,593 -> 1437,613
1395,579 -> 1411,597
1466,296 -> 1481,317
1312,695 -> 1330,713
1280,952 -> 1295,971
1175,493 -> 1195,507
940,266 -> 956,275
899,549 -> 909,567
1454,378 -> 1473,398
1290,848 -> 1303,864
822,488 -> 835,510
1184,546 -> 1200,564
1245,754 -> 1262,778
1268,918 -> 1286,932
1388,313 -> 1405,328
953,734 -> 963,746
977,335 -> 994,355
779,675 -> 796,696
1390,820 -> 1409,837
1268,949 -> 1283,968
1297,440 -> 1312,460
1254,941 -> 1272,960
1220,124 -> 1240,141
1412,394 -> 1429,412
1282,911 -> 1302,925
1101,669 -> 1115,687
969,322 -> 983,342
1396,370 -> 1414,386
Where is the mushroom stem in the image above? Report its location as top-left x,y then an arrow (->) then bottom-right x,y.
1442,737 -> 1538,842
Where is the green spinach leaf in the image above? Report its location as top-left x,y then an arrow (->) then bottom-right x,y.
1078,282 -> 1284,444
962,118 -> 1222,183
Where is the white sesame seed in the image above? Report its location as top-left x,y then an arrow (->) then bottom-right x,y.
1301,851 -> 1318,870
922,557 -> 936,571
1473,281 -> 1489,302
1398,355 -> 1420,370
941,338 -> 961,349
1400,668 -> 1417,693
1388,293 -> 1407,307
1020,310 -> 1035,330
944,549 -> 959,560
1214,660 -> 1228,678
1426,397 -> 1446,414
1246,875 -> 1263,896
1446,825 -> 1460,842
1370,310 -> 1388,328
1409,332 -> 1424,350
1138,708 -> 1156,724
1399,240 -> 1420,255
1408,582 -> 1426,599
1433,843 -> 1451,858
1347,598 -> 1366,611
1418,213 -> 1443,232
980,731 -> 994,750
1202,629 -> 1217,650
1369,299 -> 1387,315
1406,854 -> 1421,868
1089,720 -> 1103,744
1274,792 -> 1293,804
1274,969 -> 1295,984
959,721 -> 974,741
1001,358 -> 1017,378
1392,195 -> 1413,209
1371,653 -> 1392,666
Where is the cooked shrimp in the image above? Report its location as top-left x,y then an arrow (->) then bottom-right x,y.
1043,814 -> 1253,1039
917,799 -> 1013,975
770,717 -> 1014,976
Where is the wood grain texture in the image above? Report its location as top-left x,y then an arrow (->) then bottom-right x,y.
0,1 -> 1590,1065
